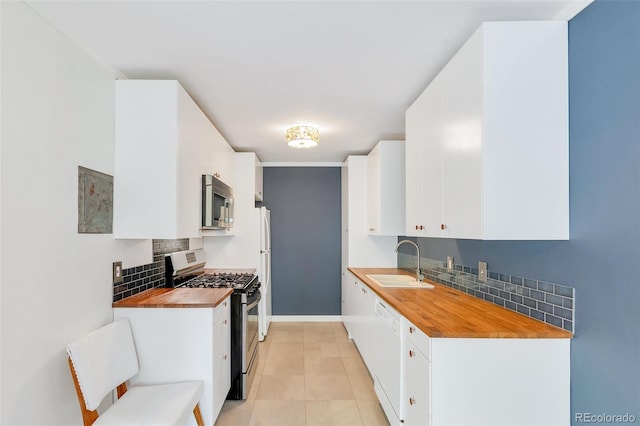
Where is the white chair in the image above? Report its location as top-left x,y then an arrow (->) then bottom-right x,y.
66,318 -> 204,426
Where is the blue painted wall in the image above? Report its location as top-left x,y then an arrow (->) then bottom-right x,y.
399,1 -> 640,420
261,167 -> 342,315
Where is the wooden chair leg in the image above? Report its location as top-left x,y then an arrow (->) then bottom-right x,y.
116,382 -> 128,399
68,357 -> 99,426
193,403 -> 204,426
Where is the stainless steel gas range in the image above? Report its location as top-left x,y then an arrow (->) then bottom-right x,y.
165,250 -> 261,400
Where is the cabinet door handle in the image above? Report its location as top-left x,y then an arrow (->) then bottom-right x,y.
409,350 -> 414,358
369,228 -> 375,232
223,354 -> 227,360
415,225 -> 419,230
441,223 -> 446,230
223,319 -> 228,325
409,397 -> 416,406
223,301 -> 227,307
409,326 -> 416,334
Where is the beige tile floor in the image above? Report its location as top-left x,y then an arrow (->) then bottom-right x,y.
215,322 -> 390,426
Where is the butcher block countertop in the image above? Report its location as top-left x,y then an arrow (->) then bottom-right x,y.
349,268 -> 572,339
112,288 -> 233,308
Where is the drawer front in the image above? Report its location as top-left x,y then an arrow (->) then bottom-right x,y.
404,340 -> 431,384
404,319 -> 431,361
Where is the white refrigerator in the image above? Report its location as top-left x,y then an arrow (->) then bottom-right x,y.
258,206 -> 272,341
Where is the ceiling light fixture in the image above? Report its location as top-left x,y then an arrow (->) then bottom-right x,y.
285,125 -> 319,149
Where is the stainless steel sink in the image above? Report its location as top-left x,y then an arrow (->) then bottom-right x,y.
366,274 -> 435,289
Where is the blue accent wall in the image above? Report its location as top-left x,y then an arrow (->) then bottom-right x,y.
399,1 -> 640,420
262,167 -> 342,315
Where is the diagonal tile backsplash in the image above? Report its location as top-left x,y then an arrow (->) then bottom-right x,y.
398,253 -> 575,333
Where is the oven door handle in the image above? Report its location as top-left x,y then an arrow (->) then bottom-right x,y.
246,293 -> 261,311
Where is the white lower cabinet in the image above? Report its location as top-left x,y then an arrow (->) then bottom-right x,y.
114,298 -> 231,426
402,318 -> 570,426
404,321 -> 432,426
346,274 -> 570,426
352,275 -> 374,370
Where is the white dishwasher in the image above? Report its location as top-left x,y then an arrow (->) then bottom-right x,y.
372,298 -> 403,426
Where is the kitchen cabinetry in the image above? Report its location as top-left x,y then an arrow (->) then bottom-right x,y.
405,75 -> 443,237
367,141 -> 405,236
401,316 -> 570,426
345,272 -> 374,371
114,297 -> 231,426
405,21 -> 569,240
114,80 -> 235,239
341,156 -> 398,340
212,299 -> 231,413
202,152 -> 264,258
254,155 -> 263,201
403,320 -> 431,426
348,269 -> 570,426
202,120 -> 235,188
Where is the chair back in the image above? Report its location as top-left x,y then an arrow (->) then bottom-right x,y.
66,318 -> 139,410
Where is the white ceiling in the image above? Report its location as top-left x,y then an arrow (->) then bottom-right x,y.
27,0 -> 591,163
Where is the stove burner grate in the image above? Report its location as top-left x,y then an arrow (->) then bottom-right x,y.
178,272 -> 259,292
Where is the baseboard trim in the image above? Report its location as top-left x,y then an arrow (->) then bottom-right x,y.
271,315 -> 343,322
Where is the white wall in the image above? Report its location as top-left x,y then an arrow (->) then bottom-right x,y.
1,3 -> 151,424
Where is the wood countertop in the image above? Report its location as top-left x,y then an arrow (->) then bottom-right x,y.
349,267 -> 572,339
112,288 -> 233,308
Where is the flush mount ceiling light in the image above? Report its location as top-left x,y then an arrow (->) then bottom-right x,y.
285,125 -> 319,149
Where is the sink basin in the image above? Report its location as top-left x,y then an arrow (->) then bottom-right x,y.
366,274 -> 435,289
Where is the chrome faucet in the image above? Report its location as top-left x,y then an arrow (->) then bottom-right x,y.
394,240 -> 424,282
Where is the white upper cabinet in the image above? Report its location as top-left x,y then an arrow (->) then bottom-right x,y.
115,80 -> 234,239
367,141 -> 406,236
405,74 -> 444,238
405,21 -> 569,240
254,155 -> 263,201
202,120 -> 235,188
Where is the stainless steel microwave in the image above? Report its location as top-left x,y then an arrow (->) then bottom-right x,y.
202,175 -> 234,229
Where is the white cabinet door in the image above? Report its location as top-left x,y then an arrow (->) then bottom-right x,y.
342,271 -> 356,337
420,74 -> 445,238
405,94 -> 425,237
405,22 -> 568,240
349,275 -> 374,370
406,73 -> 444,238
367,141 -> 406,236
404,343 -> 431,426
203,124 -> 235,188
367,143 -> 382,234
115,80 -> 235,239
404,318 -> 432,426
176,85 -> 206,239
212,299 -> 231,417
254,155 -> 263,201
441,30 -> 482,239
